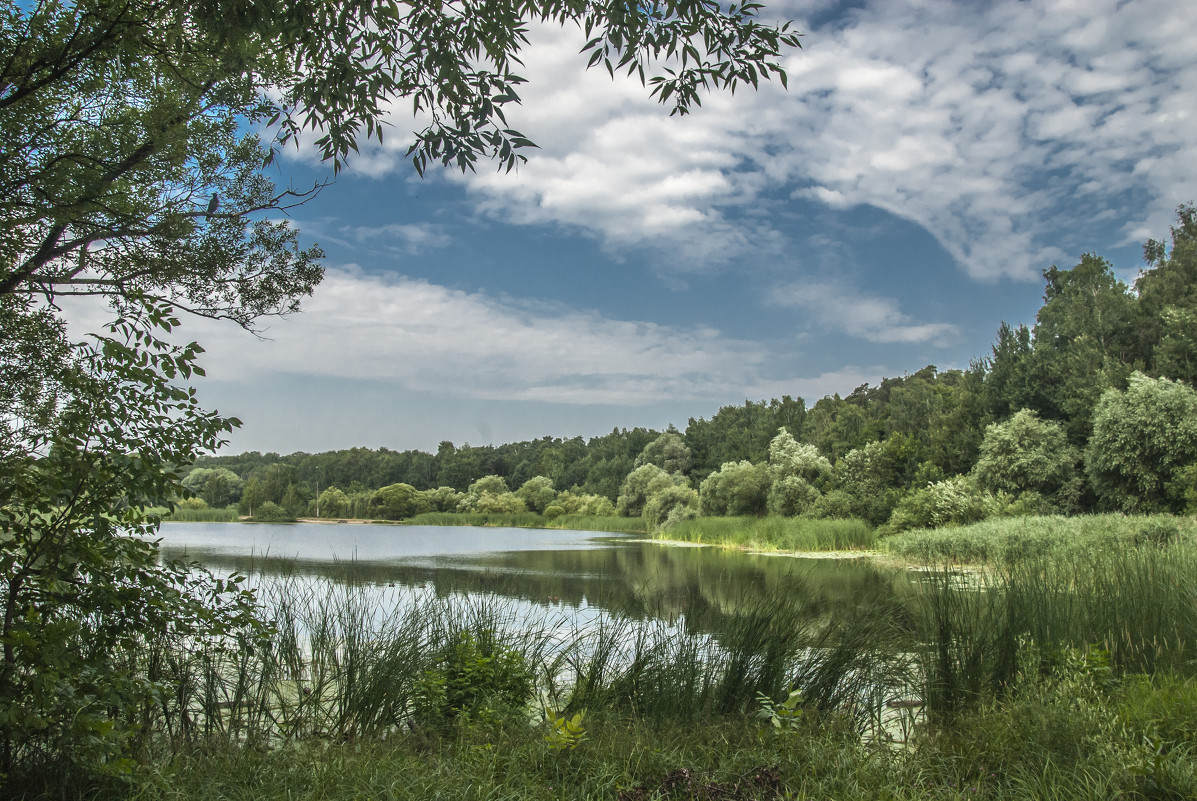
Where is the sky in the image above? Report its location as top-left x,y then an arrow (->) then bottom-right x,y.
145,0 -> 1197,455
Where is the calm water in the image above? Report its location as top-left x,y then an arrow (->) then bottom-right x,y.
157,522 -> 893,632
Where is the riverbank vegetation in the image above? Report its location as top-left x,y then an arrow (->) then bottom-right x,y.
184,207 -> 1197,541
15,533 -> 1197,800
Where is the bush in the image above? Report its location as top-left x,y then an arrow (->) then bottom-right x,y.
972,409 -> 1080,510
543,505 -> 566,521
644,484 -> 699,531
882,476 -> 993,534
413,632 -> 534,728
252,501 -> 295,522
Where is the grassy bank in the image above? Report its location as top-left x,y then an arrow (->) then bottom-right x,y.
124,668 -> 1197,801
881,513 -> 1197,563
659,515 -> 877,552
406,511 -> 648,534
153,505 -> 242,522
16,523 -> 1197,799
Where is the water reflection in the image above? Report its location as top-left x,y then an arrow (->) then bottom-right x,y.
157,522 -> 901,636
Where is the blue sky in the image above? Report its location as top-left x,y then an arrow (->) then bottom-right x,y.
151,0 -> 1197,454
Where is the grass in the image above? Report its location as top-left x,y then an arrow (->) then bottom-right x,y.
881,513 -> 1197,563
405,511 -> 647,534
17,515 -> 1197,800
153,505 -> 242,522
659,515 -> 877,552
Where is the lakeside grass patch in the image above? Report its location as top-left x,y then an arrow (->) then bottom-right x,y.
405,511 -> 647,534
660,515 -> 876,552
881,513 -> 1197,563
154,505 -> 242,522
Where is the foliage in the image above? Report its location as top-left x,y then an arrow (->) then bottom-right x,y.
414,631 -> 534,728
642,484 -> 699,531
370,483 -> 429,520
515,475 -> 558,514
0,303 -> 261,785
1086,373 -> 1197,512
634,431 -> 692,476
252,500 -> 295,522
882,476 -> 995,534
544,710 -> 587,750
699,460 -> 770,516
972,408 -> 1080,510
615,464 -> 685,518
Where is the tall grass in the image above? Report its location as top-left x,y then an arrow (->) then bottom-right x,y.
405,512 -> 647,534
155,505 -> 242,522
882,513 -> 1196,563
907,540 -> 1197,718
661,515 -> 876,552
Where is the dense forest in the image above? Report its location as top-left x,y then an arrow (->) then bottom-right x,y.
187,206 -> 1197,532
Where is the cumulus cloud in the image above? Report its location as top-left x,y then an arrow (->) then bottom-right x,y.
312,0 -> 1196,282
770,281 -> 958,344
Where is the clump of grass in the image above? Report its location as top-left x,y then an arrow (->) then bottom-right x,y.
155,505 -> 242,522
404,512 -> 646,534
660,516 -> 876,552
881,513 -> 1196,563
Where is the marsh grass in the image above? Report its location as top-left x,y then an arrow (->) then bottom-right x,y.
661,515 -> 876,551
882,513 -> 1196,563
405,512 -> 646,534
157,506 -> 241,522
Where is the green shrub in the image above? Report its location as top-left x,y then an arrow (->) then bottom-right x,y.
414,632 -> 533,727
543,505 -> 565,521
252,501 -> 295,522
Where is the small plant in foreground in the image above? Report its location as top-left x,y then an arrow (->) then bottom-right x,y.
756,689 -> 804,731
545,709 -> 587,750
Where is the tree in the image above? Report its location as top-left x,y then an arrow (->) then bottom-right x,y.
370,482 -> 427,520
0,304 -> 262,782
1086,373 -> 1197,512
1138,204 -> 1197,385
516,475 -> 558,514
972,409 -> 1079,510
0,0 -> 804,785
635,431 -> 693,476
698,460 -> 770,516
616,464 -> 685,517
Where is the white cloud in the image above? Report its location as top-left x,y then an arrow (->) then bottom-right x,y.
175,266 -> 800,406
312,0 -> 1197,283
770,281 -> 958,344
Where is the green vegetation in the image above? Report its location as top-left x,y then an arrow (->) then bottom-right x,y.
186,207 -> 1197,543
14,533 -> 1197,800
660,516 -> 876,552
407,511 -> 647,534
883,514 -> 1197,563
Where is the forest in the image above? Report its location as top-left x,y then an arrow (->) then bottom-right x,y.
188,206 -> 1197,533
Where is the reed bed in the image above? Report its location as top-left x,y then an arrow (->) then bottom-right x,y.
404,512 -> 646,534
881,513 -> 1196,563
660,515 -> 877,552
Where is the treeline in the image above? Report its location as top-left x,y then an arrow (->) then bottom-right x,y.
188,206 -> 1197,528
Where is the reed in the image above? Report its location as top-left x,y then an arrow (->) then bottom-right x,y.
882,513 -> 1196,563
660,515 -> 876,552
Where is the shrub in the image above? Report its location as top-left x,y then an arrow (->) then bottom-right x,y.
972,409 -> 1080,511
252,501 -> 295,522
1086,373 -> 1197,512
413,632 -> 533,727
644,485 -> 699,531
883,476 -> 992,534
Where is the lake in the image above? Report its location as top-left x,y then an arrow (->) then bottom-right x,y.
156,522 -> 895,634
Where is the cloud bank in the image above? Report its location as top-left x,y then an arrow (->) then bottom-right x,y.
327,0 -> 1196,283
